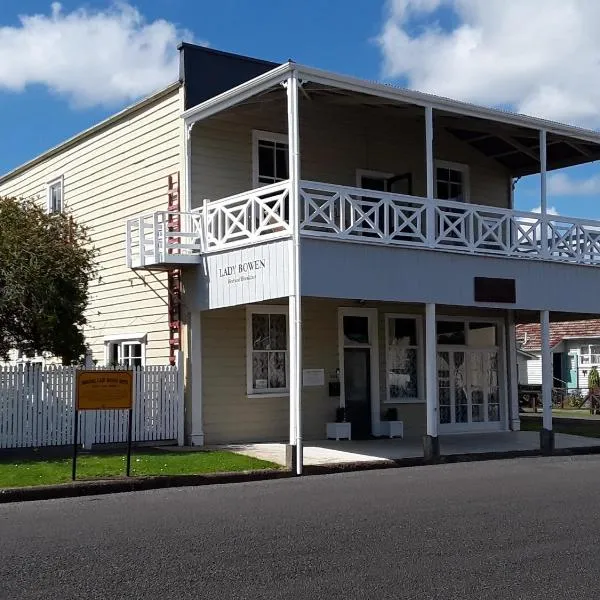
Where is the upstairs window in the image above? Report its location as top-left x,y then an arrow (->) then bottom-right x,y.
435,161 -> 469,202
47,177 -> 64,214
253,131 -> 289,186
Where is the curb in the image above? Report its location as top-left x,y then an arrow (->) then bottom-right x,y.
3,445 -> 600,504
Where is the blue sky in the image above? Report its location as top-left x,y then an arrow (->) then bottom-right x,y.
1,0 -> 599,218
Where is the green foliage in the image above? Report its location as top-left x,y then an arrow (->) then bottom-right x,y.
0,197 -> 96,364
567,391 -> 585,409
588,366 -> 600,391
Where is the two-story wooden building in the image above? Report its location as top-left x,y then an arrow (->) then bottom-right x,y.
4,44 -> 600,471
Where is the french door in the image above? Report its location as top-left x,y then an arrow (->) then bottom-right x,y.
437,349 -> 502,431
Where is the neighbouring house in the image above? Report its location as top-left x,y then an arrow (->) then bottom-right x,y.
3,43 -> 600,463
517,320 -> 600,393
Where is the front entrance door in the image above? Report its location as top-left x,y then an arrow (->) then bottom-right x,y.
437,350 -> 502,432
344,348 -> 372,439
436,319 -> 504,433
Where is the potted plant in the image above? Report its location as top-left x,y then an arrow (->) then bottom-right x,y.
380,406 -> 404,439
336,406 -> 347,422
326,406 -> 351,440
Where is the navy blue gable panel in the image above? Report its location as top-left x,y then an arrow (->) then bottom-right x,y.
179,43 -> 280,109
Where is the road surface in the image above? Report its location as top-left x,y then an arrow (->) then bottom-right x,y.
1,455 -> 600,599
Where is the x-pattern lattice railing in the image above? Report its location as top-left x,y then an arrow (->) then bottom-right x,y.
126,179 -> 600,267
298,180 -> 600,265
202,181 -> 291,251
300,181 -> 427,245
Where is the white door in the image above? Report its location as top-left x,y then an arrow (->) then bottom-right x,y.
436,319 -> 504,433
438,350 -> 502,432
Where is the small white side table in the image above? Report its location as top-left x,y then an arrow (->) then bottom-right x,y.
380,420 -> 404,439
326,422 -> 352,441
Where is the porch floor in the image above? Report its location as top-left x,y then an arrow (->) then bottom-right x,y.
224,431 -> 600,467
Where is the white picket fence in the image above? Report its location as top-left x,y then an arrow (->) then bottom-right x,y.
0,357 -> 184,449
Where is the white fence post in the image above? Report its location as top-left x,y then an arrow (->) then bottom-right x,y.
0,362 -> 179,450
176,350 -> 185,446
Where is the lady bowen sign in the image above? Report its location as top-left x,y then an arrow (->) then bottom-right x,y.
194,240 -> 290,309
218,259 -> 267,284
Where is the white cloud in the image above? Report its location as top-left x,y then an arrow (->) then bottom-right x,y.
378,0 -> 600,127
530,205 -> 560,216
0,2 -> 197,107
547,172 -> 600,196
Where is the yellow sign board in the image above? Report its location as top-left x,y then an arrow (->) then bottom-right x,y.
76,370 -> 133,410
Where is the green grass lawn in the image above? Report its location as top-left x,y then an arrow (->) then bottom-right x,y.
521,408 -> 600,419
520,417 -> 600,439
0,450 -> 280,489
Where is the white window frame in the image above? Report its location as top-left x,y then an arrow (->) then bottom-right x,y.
434,160 -> 470,203
47,175 -> 64,214
252,130 -> 289,188
384,313 -> 424,404
104,333 -> 147,368
246,304 -> 289,397
579,343 -> 600,366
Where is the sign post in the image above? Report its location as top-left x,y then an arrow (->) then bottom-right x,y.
73,370 -> 134,481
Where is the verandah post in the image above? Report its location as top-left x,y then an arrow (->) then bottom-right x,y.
539,129 -> 549,259
540,309 -> 554,453
425,105 -> 435,247
424,302 -> 440,461
286,67 -> 303,475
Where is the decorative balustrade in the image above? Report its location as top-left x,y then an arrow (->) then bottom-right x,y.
126,178 -> 600,268
202,180 -> 291,251
299,180 -> 600,265
125,211 -> 203,268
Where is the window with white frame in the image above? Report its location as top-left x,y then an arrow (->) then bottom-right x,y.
104,334 -> 146,368
247,306 -> 288,395
580,344 -> 600,365
47,177 -> 64,214
253,131 -> 289,186
435,161 -> 469,202
386,316 -> 421,402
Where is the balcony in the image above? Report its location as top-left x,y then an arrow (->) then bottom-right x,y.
125,180 -> 600,269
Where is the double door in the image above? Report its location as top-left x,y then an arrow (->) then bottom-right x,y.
437,349 -> 502,432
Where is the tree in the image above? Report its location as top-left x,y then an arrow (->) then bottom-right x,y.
0,197 -> 96,364
588,366 -> 600,391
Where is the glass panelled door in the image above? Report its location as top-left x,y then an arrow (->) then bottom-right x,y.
438,350 -> 501,429
437,320 -> 503,431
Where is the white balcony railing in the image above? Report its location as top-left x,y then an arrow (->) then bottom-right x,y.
299,180 -> 600,265
126,179 -> 600,268
125,181 -> 292,267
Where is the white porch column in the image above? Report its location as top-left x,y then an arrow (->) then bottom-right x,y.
425,106 -> 435,247
286,69 -> 303,475
540,309 -> 554,452
424,303 -> 440,460
183,122 -> 193,212
539,129 -> 548,258
506,311 -> 520,431
187,311 -> 204,446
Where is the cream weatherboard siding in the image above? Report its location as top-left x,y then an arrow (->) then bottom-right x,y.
190,95 -> 511,209
200,297 -> 510,445
0,85 -> 183,365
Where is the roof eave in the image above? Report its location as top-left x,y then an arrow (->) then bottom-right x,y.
182,62 -> 294,124
294,64 -> 600,146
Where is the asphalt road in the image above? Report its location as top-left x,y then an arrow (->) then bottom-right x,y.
1,455 -> 600,600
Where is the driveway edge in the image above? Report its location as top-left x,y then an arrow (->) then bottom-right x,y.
2,444 -> 600,503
